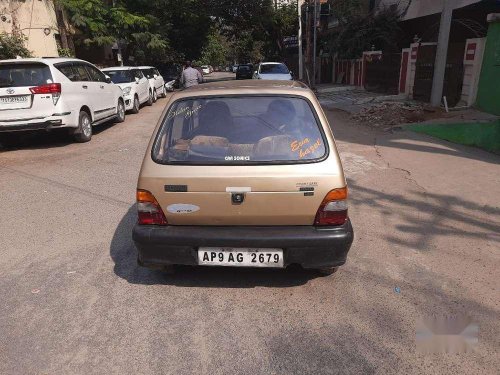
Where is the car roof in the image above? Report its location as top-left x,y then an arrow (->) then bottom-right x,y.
101,66 -> 138,71
260,62 -> 286,65
170,80 -> 310,99
0,57 -> 93,65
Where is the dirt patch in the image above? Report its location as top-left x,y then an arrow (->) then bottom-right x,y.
351,102 -> 446,129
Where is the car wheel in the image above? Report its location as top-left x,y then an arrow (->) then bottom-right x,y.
146,90 -> 153,106
159,85 -> 166,98
131,95 -> 140,114
73,110 -> 92,143
115,100 -> 126,123
316,267 -> 338,276
152,89 -> 158,103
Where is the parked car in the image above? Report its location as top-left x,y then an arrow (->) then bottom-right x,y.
157,64 -> 182,91
0,58 -> 125,143
253,62 -> 293,80
133,80 -> 354,275
201,65 -> 211,75
232,65 -> 238,73
139,66 -> 167,102
102,66 -> 152,114
236,64 -> 254,80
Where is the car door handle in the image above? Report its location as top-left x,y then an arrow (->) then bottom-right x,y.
82,85 -> 88,89
100,85 -> 105,89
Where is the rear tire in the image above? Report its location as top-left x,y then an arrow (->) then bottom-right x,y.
146,90 -> 153,106
72,110 -> 92,143
131,95 -> 140,114
115,99 -> 126,123
160,85 -> 167,98
316,267 -> 338,276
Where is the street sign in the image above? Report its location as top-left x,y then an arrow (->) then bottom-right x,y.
284,36 -> 299,48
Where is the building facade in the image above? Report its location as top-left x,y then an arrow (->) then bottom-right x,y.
0,0 -> 59,57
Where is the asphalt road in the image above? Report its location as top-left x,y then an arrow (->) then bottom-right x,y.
0,76 -> 499,374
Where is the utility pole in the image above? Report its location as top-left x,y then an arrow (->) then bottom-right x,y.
305,1 -> 312,85
298,0 -> 304,80
430,0 -> 455,106
312,0 -> 318,88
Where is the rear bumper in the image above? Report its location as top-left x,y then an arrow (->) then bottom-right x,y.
133,220 -> 354,269
0,114 -> 73,132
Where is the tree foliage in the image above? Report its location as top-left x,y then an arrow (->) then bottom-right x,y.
326,2 -> 403,59
58,0 -> 299,65
0,33 -> 32,59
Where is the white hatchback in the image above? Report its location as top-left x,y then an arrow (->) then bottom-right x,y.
139,66 -> 166,102
253,62 -> 293,81
101,67 -> 152,114
0,58 -> 126,142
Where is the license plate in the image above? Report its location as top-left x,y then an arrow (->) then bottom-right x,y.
198,248 -> 284,268
0,95 -> 30,109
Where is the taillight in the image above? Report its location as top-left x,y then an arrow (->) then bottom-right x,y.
30,83 -> 61,105
136,189 -> 168,225
314,187 -> 348,226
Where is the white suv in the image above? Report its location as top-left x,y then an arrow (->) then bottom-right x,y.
0,58 -> 126,143
101,67 -> 152,114
138,66 -> 166,102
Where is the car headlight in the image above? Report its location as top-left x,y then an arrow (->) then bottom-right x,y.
122,87 -> 132,95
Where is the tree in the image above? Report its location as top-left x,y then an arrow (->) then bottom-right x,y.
326,3 -> 403,59
58,0 -> 167,63
0,33 -> 32,59
200,28 -> 229,66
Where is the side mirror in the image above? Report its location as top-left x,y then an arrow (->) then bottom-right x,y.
105,75 -> 111,84
135,77 -> 140,84
153,74 -> 158,79
254,71 -> 258,75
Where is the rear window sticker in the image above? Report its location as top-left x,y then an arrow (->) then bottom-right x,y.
224,155 -> 251,161
167,104 -> 203,119
167,204 -> 200,214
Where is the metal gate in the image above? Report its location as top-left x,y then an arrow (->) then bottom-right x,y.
364,53 -> 401,94
413,43 -> 465,106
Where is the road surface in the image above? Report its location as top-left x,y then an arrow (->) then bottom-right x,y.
0,86 -> 498,374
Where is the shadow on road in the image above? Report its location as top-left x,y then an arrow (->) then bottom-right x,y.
110,205 -> 321,288
0,117 -> 123,152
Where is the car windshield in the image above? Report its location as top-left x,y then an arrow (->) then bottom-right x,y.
153,96 -> 326,164
141,68 -> 155,79
260,64 -> 289,74
0,63 -> 53,88
104,70 -> 133,83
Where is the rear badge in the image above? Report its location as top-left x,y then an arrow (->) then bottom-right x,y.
231,193 -> 245,204
165,185 -> 188,192
167,204 -> 199,214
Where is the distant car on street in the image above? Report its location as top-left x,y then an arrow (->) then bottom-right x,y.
201,65 -> 211,75
102,66 -> 152,114
133,80 -> 354,276
253,62 -> 292,80
139,66 -> 167,102
0,57 -> 125,143
236,64 -> 254,80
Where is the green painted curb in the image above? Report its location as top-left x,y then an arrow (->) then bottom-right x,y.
406,121 -> 500,154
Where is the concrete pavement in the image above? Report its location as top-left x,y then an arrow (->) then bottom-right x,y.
0,92 -> 498,374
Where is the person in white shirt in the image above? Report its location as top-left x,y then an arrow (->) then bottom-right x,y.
180,61 -> 203,88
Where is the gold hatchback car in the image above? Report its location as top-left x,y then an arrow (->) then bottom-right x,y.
133,80 -> 354,274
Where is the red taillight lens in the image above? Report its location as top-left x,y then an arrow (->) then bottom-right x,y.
29,83 -> 61,94
137,189 -> 168,225
314,187 -> 348,226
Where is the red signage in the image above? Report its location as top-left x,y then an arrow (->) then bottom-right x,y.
466,43 -> 477,61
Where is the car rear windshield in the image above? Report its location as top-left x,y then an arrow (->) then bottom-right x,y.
152,96 -> 327,164
260,64 -> 289,74
104,70 -> 133,83
0,63 -> 53,88
238,65 -> 251,71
